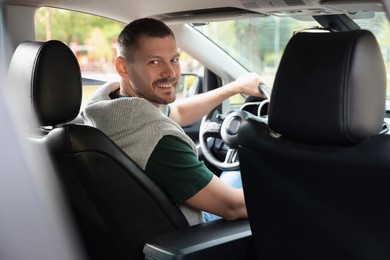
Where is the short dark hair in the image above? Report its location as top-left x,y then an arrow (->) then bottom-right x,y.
117,18 -> 175,62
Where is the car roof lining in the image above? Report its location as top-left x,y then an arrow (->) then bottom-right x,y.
2,0 -> 386,25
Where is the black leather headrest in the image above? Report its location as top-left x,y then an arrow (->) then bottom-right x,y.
269,30 -> 386,145
8,40 -> 82,126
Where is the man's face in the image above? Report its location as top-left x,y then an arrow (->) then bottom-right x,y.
124,34 -> 181,105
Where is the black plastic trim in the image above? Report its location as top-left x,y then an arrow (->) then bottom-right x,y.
143,219 -> 255,260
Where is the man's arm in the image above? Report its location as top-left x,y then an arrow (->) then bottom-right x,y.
146,135 -> 246,221
185,175 -> 247,220
169,72 -> 265,126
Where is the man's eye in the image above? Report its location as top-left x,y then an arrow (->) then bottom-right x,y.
149,60 -> 160,65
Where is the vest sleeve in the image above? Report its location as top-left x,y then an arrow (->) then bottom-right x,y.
145,135 -> 213,204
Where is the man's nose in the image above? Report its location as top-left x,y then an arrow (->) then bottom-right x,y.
161,61 -> 177,78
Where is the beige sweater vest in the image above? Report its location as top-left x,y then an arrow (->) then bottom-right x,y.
81,82 -> 203,225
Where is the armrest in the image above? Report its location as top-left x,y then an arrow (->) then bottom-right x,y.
143,219 -> 255,260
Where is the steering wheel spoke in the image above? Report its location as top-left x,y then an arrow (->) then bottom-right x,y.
202,121 -> 222,138
224,148 -> 238,164
199,111 -> 240,171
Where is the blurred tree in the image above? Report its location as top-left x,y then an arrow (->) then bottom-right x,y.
196,16 -> 297,73
35,7 -> 123,46
35,7 -> 123,74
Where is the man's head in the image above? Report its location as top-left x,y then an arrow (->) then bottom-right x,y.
117,18 -> 175,62
116,18 -> 181,106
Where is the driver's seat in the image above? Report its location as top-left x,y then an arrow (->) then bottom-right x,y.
7,40 -> 189,260
238,30 -> 390,259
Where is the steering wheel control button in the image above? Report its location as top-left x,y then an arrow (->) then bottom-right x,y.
207,123 -> 221,133
220,111 -> 249,149
227,117 -> 241,135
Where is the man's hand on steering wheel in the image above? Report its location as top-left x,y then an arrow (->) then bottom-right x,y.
199,81 -> 271,171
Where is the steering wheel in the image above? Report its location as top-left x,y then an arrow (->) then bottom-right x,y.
199,84 -> 271,171
199,109 -> 247,171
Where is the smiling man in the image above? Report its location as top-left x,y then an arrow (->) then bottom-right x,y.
82,18 -> 265,225
116,31 -> 180,105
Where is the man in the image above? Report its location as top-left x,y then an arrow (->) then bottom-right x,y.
82,18 -> 265,225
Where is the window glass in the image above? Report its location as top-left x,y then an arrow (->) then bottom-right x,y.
35,8 -> 122,81
194,16 -> 318,105
194,13 -> 390,107
194,16 -> 318,87
353,12 -> 390,99
35,7 -> 204,108
35,8 -> 122,107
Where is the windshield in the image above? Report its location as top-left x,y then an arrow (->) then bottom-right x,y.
193,12 -> 390,102
194,16 -> 318,87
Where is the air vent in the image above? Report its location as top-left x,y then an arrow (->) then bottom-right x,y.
284,0 -> 305,6
239,0 -> 308,10
150,7 -> 265,23
239,0 -> 261,9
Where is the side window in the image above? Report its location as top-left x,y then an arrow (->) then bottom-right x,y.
35,7 -> 123,108
34,7 -> 204,108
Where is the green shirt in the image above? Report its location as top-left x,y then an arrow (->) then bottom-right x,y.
145,135 -> 213,204
109,92 -> 212,204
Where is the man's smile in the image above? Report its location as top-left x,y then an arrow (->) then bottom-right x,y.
155,83 -> 175,88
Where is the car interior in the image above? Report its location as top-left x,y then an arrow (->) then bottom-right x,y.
1,0 -> 390,260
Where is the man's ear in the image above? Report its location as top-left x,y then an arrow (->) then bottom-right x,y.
115,56 -> 129,79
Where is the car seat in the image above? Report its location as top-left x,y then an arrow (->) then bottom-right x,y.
238,30 -> 390,259
7,40 -> 189,260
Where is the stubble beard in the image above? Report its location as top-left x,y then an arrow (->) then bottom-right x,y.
134,77 -> 178,105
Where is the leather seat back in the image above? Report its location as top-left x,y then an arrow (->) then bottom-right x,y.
238,30 -> 390,259
8,40 -> 189,260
